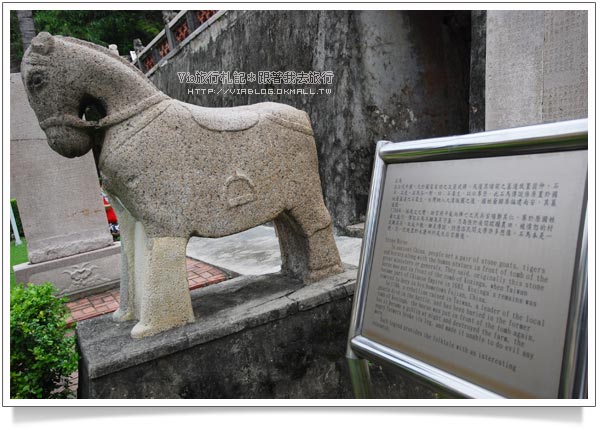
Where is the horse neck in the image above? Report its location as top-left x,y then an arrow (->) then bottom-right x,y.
92,65 -> 160,115
68,42 -> 161,115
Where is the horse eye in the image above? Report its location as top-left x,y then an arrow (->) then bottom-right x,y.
28,73 -> 45,90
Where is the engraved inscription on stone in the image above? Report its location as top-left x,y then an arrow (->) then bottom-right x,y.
362,150 -> 587,398
485,11 -> 587,130
542,11 -> 588,123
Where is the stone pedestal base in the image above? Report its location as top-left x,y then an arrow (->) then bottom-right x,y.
13,243 -> 121,299
77,266 -> 358,399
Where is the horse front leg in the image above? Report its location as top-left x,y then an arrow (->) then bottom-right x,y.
106,194 -> 136,322
130,235 -> 195,339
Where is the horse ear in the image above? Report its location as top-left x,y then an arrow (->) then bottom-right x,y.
31,32 -> 55,55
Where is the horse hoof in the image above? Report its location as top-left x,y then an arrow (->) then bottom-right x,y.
112,307 -> 134,322
130,317 -> 194,339
130,322 -> 155,339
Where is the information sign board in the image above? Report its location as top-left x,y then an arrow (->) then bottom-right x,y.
347,119 -> 588,398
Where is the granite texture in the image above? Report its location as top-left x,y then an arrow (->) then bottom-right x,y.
21,33 -> 343,338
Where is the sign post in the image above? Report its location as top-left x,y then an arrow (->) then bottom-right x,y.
10,204 -> 22,245
347,119 -> 588,399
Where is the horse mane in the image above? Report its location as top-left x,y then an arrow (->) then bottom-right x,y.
57,35 -> 154,85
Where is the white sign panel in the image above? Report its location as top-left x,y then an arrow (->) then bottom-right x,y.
360,150 -> 587,398
348,120 -> 588,399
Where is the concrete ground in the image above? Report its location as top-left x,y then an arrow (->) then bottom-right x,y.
186,225 -> 363,276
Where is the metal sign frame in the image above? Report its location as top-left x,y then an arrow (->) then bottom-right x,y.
347,119 -> 588,399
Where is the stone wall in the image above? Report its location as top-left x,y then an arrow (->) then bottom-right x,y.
468,10 -> 486,132
485,11 -> 588,129
149,10 -> 471,232
11,73 -> 121,297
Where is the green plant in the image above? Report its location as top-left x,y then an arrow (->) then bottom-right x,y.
10,282 -> 78,399
10,239 -> 29,289
10,11 -> 23,69
33,10 -> 164,54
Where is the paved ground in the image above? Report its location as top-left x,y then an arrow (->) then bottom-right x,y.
187,225 -> 363,276
66,257 -> 228,326
67,227 -> 362,325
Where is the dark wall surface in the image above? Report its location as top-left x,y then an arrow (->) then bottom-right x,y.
469,10 -> 486,132
150,10 -> 471,232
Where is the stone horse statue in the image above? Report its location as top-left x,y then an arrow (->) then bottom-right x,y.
21,32 -> 343,338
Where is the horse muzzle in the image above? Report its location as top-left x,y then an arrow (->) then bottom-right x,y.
44,125 -> 93,158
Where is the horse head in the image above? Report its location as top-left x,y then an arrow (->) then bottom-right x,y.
21,32 -> 163,158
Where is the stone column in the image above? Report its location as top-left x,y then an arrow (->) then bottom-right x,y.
485,10 -> 587,130
10,73 -> 120,298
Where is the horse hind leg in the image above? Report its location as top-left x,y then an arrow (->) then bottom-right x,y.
274,199 -> 343,284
